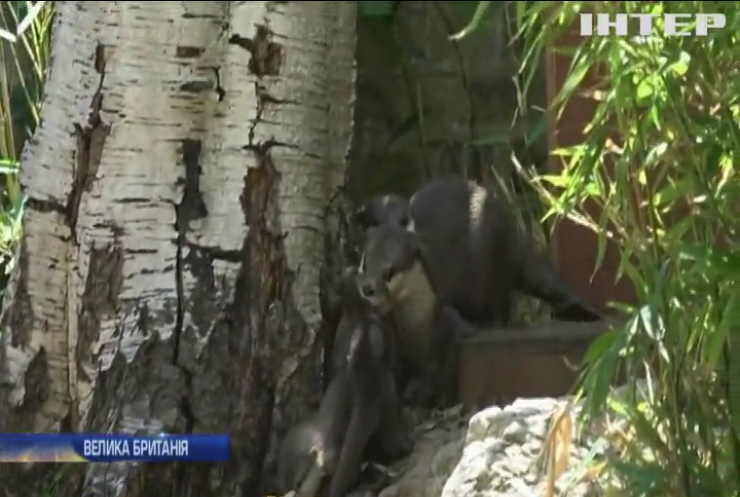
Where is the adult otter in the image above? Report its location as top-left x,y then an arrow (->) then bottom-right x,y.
356,224 -> 476,408
355,194 -> 411,231
277,268 -> 408,497
355,176 -> 603,326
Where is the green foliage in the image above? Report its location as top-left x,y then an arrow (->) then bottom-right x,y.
504,1 -> 739,495
0,1 -> 51,290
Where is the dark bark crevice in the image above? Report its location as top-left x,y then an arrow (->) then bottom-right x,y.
67,41 -> 110,245
175,137 -> 207,433
167,137 -> 210,497
223,143 -> 287,497
81,340 -> 187,497
84,341 -> 186,434
227,24 -> 283,78
76,237 -> 124,431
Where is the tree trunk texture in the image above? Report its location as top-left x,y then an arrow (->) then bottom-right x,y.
0,2 -> 356,497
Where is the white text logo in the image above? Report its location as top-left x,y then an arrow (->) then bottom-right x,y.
580,13 -> 726,37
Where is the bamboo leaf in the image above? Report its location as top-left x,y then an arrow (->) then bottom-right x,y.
448,1 -> 492,41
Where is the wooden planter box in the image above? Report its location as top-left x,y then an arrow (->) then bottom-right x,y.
458,318 -> 621,409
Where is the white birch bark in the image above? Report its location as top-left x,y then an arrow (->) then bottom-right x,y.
0,1 -> 356,496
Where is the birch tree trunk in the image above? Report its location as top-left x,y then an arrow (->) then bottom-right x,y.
0,2 -> 356,497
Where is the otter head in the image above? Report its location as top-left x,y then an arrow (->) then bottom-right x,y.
354,194 -> 412,230
356,224 -> 424,315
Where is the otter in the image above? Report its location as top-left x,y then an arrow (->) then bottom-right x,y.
277,268 -> 409,497
354,194 -> 411,231
330,267 -> 411,465
356,224 -> 477,408
354,176 -> 603,326
276,376 -> 347,497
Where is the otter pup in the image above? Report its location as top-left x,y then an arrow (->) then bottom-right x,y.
355,176 -> 603,326
356,224 -> 476,408
330,267 -> 411,465
277,268 -> 408,497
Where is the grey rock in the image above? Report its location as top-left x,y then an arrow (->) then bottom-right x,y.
374,389 -> 634,497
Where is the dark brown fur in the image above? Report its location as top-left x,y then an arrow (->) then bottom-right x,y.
356,224 -> 476,408
355,195 -> 410,230
356,177 -> 603,326
277,268 -> 408,497
331,268 -> 411,465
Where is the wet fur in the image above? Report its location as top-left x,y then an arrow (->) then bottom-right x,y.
356,177 -> 603,326
277,269 -> 408,497
357,224 -> 476,407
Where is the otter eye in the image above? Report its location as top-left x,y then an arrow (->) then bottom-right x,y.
382,265 -> 395,282
399,216 -> 409,228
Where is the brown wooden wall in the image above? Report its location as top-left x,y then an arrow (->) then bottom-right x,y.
545,24 -> 636,311
458,18 -> 640,409
457,20 -> 645,408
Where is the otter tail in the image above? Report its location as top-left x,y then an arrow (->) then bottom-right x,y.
518,257 -> 604,321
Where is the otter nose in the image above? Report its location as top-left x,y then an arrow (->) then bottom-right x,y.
360,282 -> 375,299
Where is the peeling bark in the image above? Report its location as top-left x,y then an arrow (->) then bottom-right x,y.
0,2 -> 356,497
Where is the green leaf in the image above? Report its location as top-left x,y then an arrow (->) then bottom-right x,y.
610,459 -> 666,494
0,0 -> 47,42
538,174 -> 573,189
629,408 -> 671,460
0,160 -> 20,174
582,327 -> 621,367
705,291 -> 736,367
592,199 -> 610,280
581,341 -> 621,418
667,51 -> 691,77
449,1 -> 492,41
526,113 -> 547,146
636,79 -> 654,100
553,48 -> 592,116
